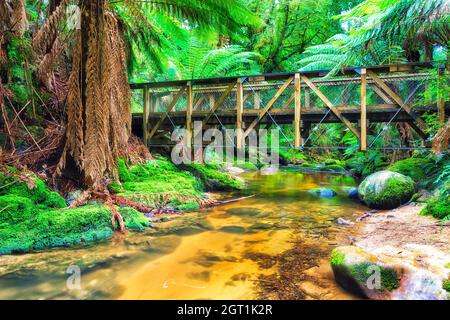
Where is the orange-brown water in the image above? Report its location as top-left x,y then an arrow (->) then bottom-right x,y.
0,170 -> 366,299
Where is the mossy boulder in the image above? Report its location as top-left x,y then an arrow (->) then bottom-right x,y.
330,246 -> 400,299
358,171 -> 415,209
330,245 -> 450,300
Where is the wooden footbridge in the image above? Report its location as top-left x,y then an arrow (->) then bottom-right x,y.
131,62 -> 448,151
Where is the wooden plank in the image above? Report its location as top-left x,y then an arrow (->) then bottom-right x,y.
360,69 -> 367,151
368,70 -> 428,136
243,77 -> 294,138
294,73 -> 301,149
148,85 -> 187,140
202,82 -> 236,126
236,78 -> 244,148
143,87 -> 150,146
301,75 -> 361,138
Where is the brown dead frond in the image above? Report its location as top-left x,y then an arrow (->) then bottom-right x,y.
433,118 -> 450,154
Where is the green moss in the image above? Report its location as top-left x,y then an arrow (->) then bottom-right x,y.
0,195 -> 34,223
348,262 -> 400,292
107,181 -> 123,194
118,207 -> 151,231
0,205 -> 115,255
445,263 -> 450,269
235,160 -> 258,170
421,195 -> 450,221
388,158 -> 435,183
443,279 -> 450,293
0,173 -> 66,209
330,248 -> 345,267
0,170 -> 153,255
184,163 -> 244,191
323,164 -> 346,172
324,159 -> 345,166
360,173 -> 415,209
174,200 -> 200,211
117,159 -> 133,182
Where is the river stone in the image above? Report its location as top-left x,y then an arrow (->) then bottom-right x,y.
343,187 -> 359,199
308,188 -> 336,198
330,245 -> 450,300
358,171 -> 415,209
260,165 -> 279,175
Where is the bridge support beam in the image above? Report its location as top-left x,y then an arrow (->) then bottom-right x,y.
294,73 -> 302,149
186,81 -> 193,151
143,87 -> 150,147
360,68 -> 367,151
236,78 -> 244,149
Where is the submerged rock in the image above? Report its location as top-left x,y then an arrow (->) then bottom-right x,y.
335,218 -> 354,226
308,188 -> 337,198
260,165 -> 279,175
358,171 -> 415,209
343,187 -> 359,199
330,245 -> 450,300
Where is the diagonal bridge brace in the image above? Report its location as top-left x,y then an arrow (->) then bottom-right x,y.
301,75 -> 361,139
243,77 -> 294,139
367,70 -> 429,140
148,85 -> 187,140
202,82 -> 236,126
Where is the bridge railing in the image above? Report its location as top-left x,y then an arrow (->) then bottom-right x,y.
130,62 -> 447,151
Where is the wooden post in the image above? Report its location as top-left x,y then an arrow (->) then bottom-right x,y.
186,82 -> 193,149
209,94 -> 215,110
360,68 -> 367,151
294,73 -> 302,149
143,87 -> 150,146
254,91 -> 260,109
236,78 -> 244,148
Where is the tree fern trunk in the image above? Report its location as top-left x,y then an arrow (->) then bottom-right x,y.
57,0 -> 131,188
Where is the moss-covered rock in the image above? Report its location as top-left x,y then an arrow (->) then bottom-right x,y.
0,204 -> 115,255
118,207 -> 151,231
184,163 -> 244,191
388,157 -> 435,183
331,245 -> 450,300
358,170 -> 415,209
323,164 -> 346,172
330,246 -> 400,299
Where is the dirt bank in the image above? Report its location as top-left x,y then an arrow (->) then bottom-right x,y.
354,204 -> 449,252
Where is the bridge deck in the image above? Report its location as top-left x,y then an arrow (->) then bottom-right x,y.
130,62 -> 448,151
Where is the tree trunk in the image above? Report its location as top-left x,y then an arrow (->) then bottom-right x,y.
56,0 -> 131,188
